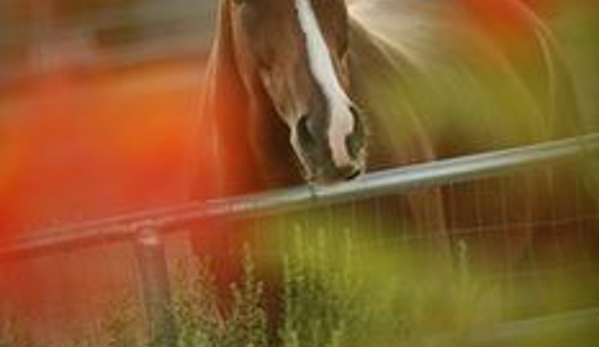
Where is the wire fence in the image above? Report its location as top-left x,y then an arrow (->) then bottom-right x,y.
1,134 -> 599,346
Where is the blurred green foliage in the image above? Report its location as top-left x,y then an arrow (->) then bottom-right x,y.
1,211 -> 598,347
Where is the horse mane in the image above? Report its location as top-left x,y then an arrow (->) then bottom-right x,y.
190,0 -> 254,200
192,0 -> 301,200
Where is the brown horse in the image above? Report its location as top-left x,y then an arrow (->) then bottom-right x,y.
191,0 -> 588,289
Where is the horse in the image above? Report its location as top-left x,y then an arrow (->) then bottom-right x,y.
0,1 -> 592,343
191,0 -> 595,316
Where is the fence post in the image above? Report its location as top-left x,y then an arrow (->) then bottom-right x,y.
134,225 -> 177,347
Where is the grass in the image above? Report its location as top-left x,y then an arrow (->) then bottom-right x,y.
2,214 -> 596,347
0,214 -> 493,347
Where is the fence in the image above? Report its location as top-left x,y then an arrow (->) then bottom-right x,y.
1,133 -> 599,346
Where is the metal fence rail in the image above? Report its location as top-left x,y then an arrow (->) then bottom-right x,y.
1,133 -> 599,259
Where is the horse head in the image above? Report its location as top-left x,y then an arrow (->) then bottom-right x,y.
218,0 -> 367,184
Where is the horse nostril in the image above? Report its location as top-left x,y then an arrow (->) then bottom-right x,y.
346,106 -> 365,159
345,132 -> 360,159
297,114 -> 316,147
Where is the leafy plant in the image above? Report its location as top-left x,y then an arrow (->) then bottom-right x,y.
171,247 -> 268,347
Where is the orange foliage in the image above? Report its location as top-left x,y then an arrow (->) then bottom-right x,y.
0,60 -> 213,337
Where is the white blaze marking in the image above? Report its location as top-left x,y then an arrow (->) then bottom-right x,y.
294,0 -> 355,167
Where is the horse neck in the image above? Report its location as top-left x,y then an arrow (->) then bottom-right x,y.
348,0 -> 574,169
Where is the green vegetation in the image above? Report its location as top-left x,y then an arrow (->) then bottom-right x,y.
2,213 -> 598,347
0,216 -> 495,347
